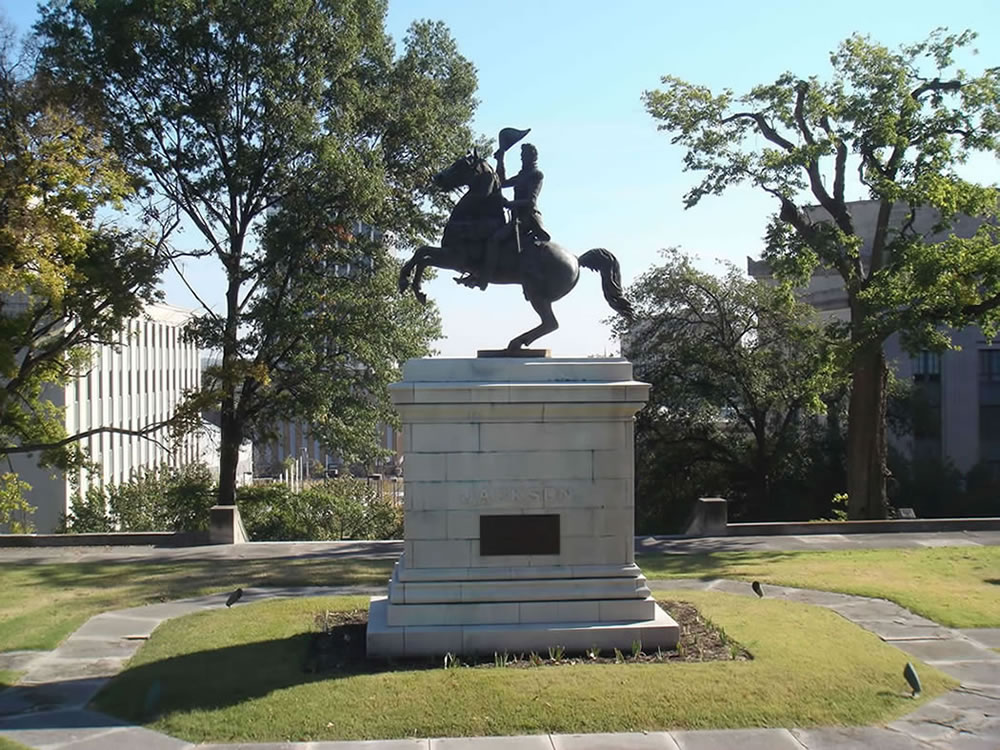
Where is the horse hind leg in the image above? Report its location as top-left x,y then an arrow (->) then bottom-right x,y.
507,296 -> 558,350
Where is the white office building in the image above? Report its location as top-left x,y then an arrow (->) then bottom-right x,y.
11,302 -> 206,532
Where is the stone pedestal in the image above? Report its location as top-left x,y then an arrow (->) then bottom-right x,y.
366,357 -> 678,658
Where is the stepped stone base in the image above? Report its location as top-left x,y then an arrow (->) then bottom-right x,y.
367,595 -> 678,658
367,556 -> 679,657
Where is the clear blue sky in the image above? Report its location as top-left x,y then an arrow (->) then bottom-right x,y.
3,0 -> 997,356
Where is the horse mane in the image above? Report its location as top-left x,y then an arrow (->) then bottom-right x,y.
470,153 -> 498,191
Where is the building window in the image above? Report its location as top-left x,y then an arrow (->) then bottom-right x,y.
980,350 -> 1000,382
980,405 -> 1000,442
913,351 -> 941,382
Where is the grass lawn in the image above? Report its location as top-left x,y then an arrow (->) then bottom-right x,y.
638,545 -> 1000,628
1,545 -> 996,658
0,669 -> 21,691
0,737 -> 33,750
0,557 -> 393,653
93,593 -> 957,743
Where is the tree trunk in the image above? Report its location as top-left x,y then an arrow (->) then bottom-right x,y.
846,346 -> 888,519
217,395 -> 242,506
217,265 -> 244,508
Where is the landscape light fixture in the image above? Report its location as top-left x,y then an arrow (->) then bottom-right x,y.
903,662 -> 922,697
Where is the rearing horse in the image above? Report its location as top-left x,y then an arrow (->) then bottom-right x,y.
398,150 -> 635,350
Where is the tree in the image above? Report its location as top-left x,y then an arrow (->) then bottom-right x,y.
36,0 -> 477,504
186,196 -> 440,475
0,23 -> 165,522
644,30 -> 1000,518
619,251 -> 842,523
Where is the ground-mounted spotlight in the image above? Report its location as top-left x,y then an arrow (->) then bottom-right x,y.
903,662 -> 922,697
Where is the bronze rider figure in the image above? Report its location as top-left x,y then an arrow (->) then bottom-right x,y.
479,141 -> 551,289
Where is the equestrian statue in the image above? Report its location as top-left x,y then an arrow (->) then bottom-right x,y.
398,127 -> 635,351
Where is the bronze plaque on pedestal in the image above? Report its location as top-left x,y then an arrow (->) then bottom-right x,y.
480,514 -> 560,556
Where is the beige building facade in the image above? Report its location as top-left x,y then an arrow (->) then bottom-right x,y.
749,200 -> 994,476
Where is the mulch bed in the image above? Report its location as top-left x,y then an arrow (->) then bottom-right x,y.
302,600 -> 751,674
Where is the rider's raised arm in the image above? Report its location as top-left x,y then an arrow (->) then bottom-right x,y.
495,152 -> 508,185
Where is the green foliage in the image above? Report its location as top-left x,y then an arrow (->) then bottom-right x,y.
620,250 -> 844,524
0,472 -> 34,533
645,29 -> 1000,518
236,478 -> 402,541
109,463 -> 215,532
0,24 -> 165,475
60,486 -> 114,533
35,0 -> 475,504
190,208 -> 441,471
60,463 -> 215,533
826,493 -> 849,522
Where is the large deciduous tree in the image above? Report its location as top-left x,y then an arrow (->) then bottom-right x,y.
0,25 -> 165,527
618,251 -> 841,523
36,0 -> 477,504
644,30 -> 1000,518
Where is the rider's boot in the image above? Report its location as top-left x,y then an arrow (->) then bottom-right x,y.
479,242 -> 498,290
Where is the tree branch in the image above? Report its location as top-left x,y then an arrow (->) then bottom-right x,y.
720,112 -> 796,151
910,78 -> 961,101
2,422 -> 175,457
820,115 -> 847,204
168,255 -> 221,322
793,81 -> 815,146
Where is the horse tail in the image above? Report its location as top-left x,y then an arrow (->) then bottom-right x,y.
578,248 -> 636,322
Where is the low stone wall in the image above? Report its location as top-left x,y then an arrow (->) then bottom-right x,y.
0,530 -> 208,547
726,517 -> 1000,535
682,496 -> 1000,536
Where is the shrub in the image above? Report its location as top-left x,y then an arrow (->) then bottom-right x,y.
0,472 -> 35,533
60,486 -> 115,532
236,478 -> 402,541
60,462 -> 215,533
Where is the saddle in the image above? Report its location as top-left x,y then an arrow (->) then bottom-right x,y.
452,223 -> 547,289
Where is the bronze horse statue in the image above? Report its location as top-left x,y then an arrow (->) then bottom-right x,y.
398,150 -> 635,350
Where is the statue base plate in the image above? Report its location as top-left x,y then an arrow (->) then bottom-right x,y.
477,348 -> 550,358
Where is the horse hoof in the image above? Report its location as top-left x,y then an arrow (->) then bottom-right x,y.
415,292 -> 427,305
398,277 -> 409,294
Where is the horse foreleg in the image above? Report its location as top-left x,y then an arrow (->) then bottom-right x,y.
507,297 -> 558,350
399,246 -> 435,300
411,260 -> 429,305
398,257 -> 415,294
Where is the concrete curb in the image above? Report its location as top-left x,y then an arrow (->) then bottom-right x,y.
2,581 -> 998,749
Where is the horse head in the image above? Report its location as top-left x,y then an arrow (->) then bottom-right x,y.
432,148 -> 493,192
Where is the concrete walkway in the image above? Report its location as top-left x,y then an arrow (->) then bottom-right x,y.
1,578 -> 998,749
1,529 -> 999,564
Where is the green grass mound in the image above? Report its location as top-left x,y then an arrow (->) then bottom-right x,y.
93,592 -> 956,743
